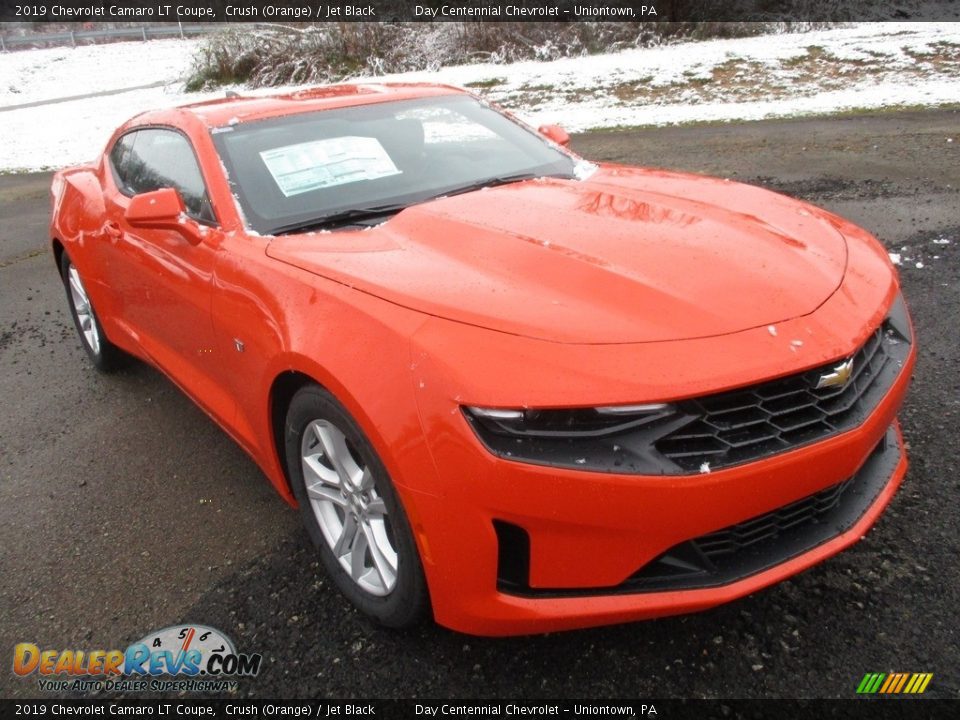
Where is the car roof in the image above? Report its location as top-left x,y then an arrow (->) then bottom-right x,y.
131,83 -> 469,129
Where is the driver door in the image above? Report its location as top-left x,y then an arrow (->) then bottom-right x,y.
101,127 -> 230,419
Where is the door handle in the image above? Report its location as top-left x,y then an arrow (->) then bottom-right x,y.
103,221 -> 122,240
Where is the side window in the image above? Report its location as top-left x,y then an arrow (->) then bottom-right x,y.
112,128 -> 216,224
109,133 -> 137,192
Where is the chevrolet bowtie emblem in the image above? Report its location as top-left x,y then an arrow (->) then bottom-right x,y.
816,358 -> 854,389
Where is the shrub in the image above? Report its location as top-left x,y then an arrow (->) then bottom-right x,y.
186,21 -> 834,91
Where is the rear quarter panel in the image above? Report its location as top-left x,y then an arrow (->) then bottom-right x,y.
50,161 -> 145,358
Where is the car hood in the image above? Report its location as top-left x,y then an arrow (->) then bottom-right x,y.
265,165 -> 848,344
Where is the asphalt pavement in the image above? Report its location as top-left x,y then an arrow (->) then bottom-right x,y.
1,109 -> 958,699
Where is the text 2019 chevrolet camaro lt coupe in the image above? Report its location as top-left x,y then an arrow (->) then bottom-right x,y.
50,84 -> 914,635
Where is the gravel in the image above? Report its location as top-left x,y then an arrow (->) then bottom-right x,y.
2,109 -> 957,700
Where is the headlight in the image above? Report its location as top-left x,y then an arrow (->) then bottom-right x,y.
462,404 -> 687,474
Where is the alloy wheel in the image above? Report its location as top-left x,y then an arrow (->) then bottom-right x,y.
300,419 -> 398,596
67,265 -> 101,355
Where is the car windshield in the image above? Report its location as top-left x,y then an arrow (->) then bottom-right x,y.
211,94 -> 580,235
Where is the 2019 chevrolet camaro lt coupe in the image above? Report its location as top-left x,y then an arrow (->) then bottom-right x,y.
50,84 -> 915,635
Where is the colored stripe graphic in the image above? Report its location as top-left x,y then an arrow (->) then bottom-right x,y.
857,673 -> 886,694
883,673 -> 905,693
879,674 -> 896,693
857,672 -> 933,694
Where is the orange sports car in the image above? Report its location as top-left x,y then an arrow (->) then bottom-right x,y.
50,84 -> 915,636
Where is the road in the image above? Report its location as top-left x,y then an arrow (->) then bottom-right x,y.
0,82 -> 169,113
1,109 -> 958,699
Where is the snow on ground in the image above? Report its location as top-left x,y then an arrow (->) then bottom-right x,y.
402,21 -> 960,129
1,22 -> 959,171
894,233 -> 955,269
0,38 -> 203,107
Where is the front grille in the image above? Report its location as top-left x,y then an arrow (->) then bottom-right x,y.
467,299 -> 911,478
656,321 -> 910,472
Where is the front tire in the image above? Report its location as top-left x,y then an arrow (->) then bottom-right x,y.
60,252 -> 126,372
285,384 -> 429,628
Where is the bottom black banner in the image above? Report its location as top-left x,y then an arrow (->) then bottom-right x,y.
2,699 -> 958,720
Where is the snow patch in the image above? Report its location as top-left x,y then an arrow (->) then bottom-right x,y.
3,23 -> 960,171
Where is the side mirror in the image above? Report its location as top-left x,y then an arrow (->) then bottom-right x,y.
124,188 -> 203,244
538,124 -> 570,147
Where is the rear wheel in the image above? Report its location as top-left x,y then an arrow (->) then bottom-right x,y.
60,252 -> 126,372
285,384 -> 429,627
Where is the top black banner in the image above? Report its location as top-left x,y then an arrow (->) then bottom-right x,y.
0,0 -> 958,24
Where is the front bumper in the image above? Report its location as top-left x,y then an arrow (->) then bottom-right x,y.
402,341 -> 914,636
499,423 -> 902,597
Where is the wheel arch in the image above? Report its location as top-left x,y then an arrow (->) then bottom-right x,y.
263,352 -> 432,519
51,237 -> 65,273
266,362 -> 392,502
268,369 -> 318,502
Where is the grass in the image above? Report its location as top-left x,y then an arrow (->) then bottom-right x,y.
517,83 -> 558,92
809,101 -> 960,118
464,77 -> 506,89
901,41 -> 960,70
782,45 -> 826,67
579,102 -> 960,134
0,168 -> 51,176
541,38 -> 960,114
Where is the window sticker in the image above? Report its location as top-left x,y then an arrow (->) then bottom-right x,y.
259,136 -> 401,197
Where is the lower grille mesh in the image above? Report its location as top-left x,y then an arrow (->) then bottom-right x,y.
694,479 -> 849,559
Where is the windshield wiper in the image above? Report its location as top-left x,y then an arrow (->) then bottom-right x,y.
268,172 -> 574,236
269,204 -> 408,236
439,171 -> 573,200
